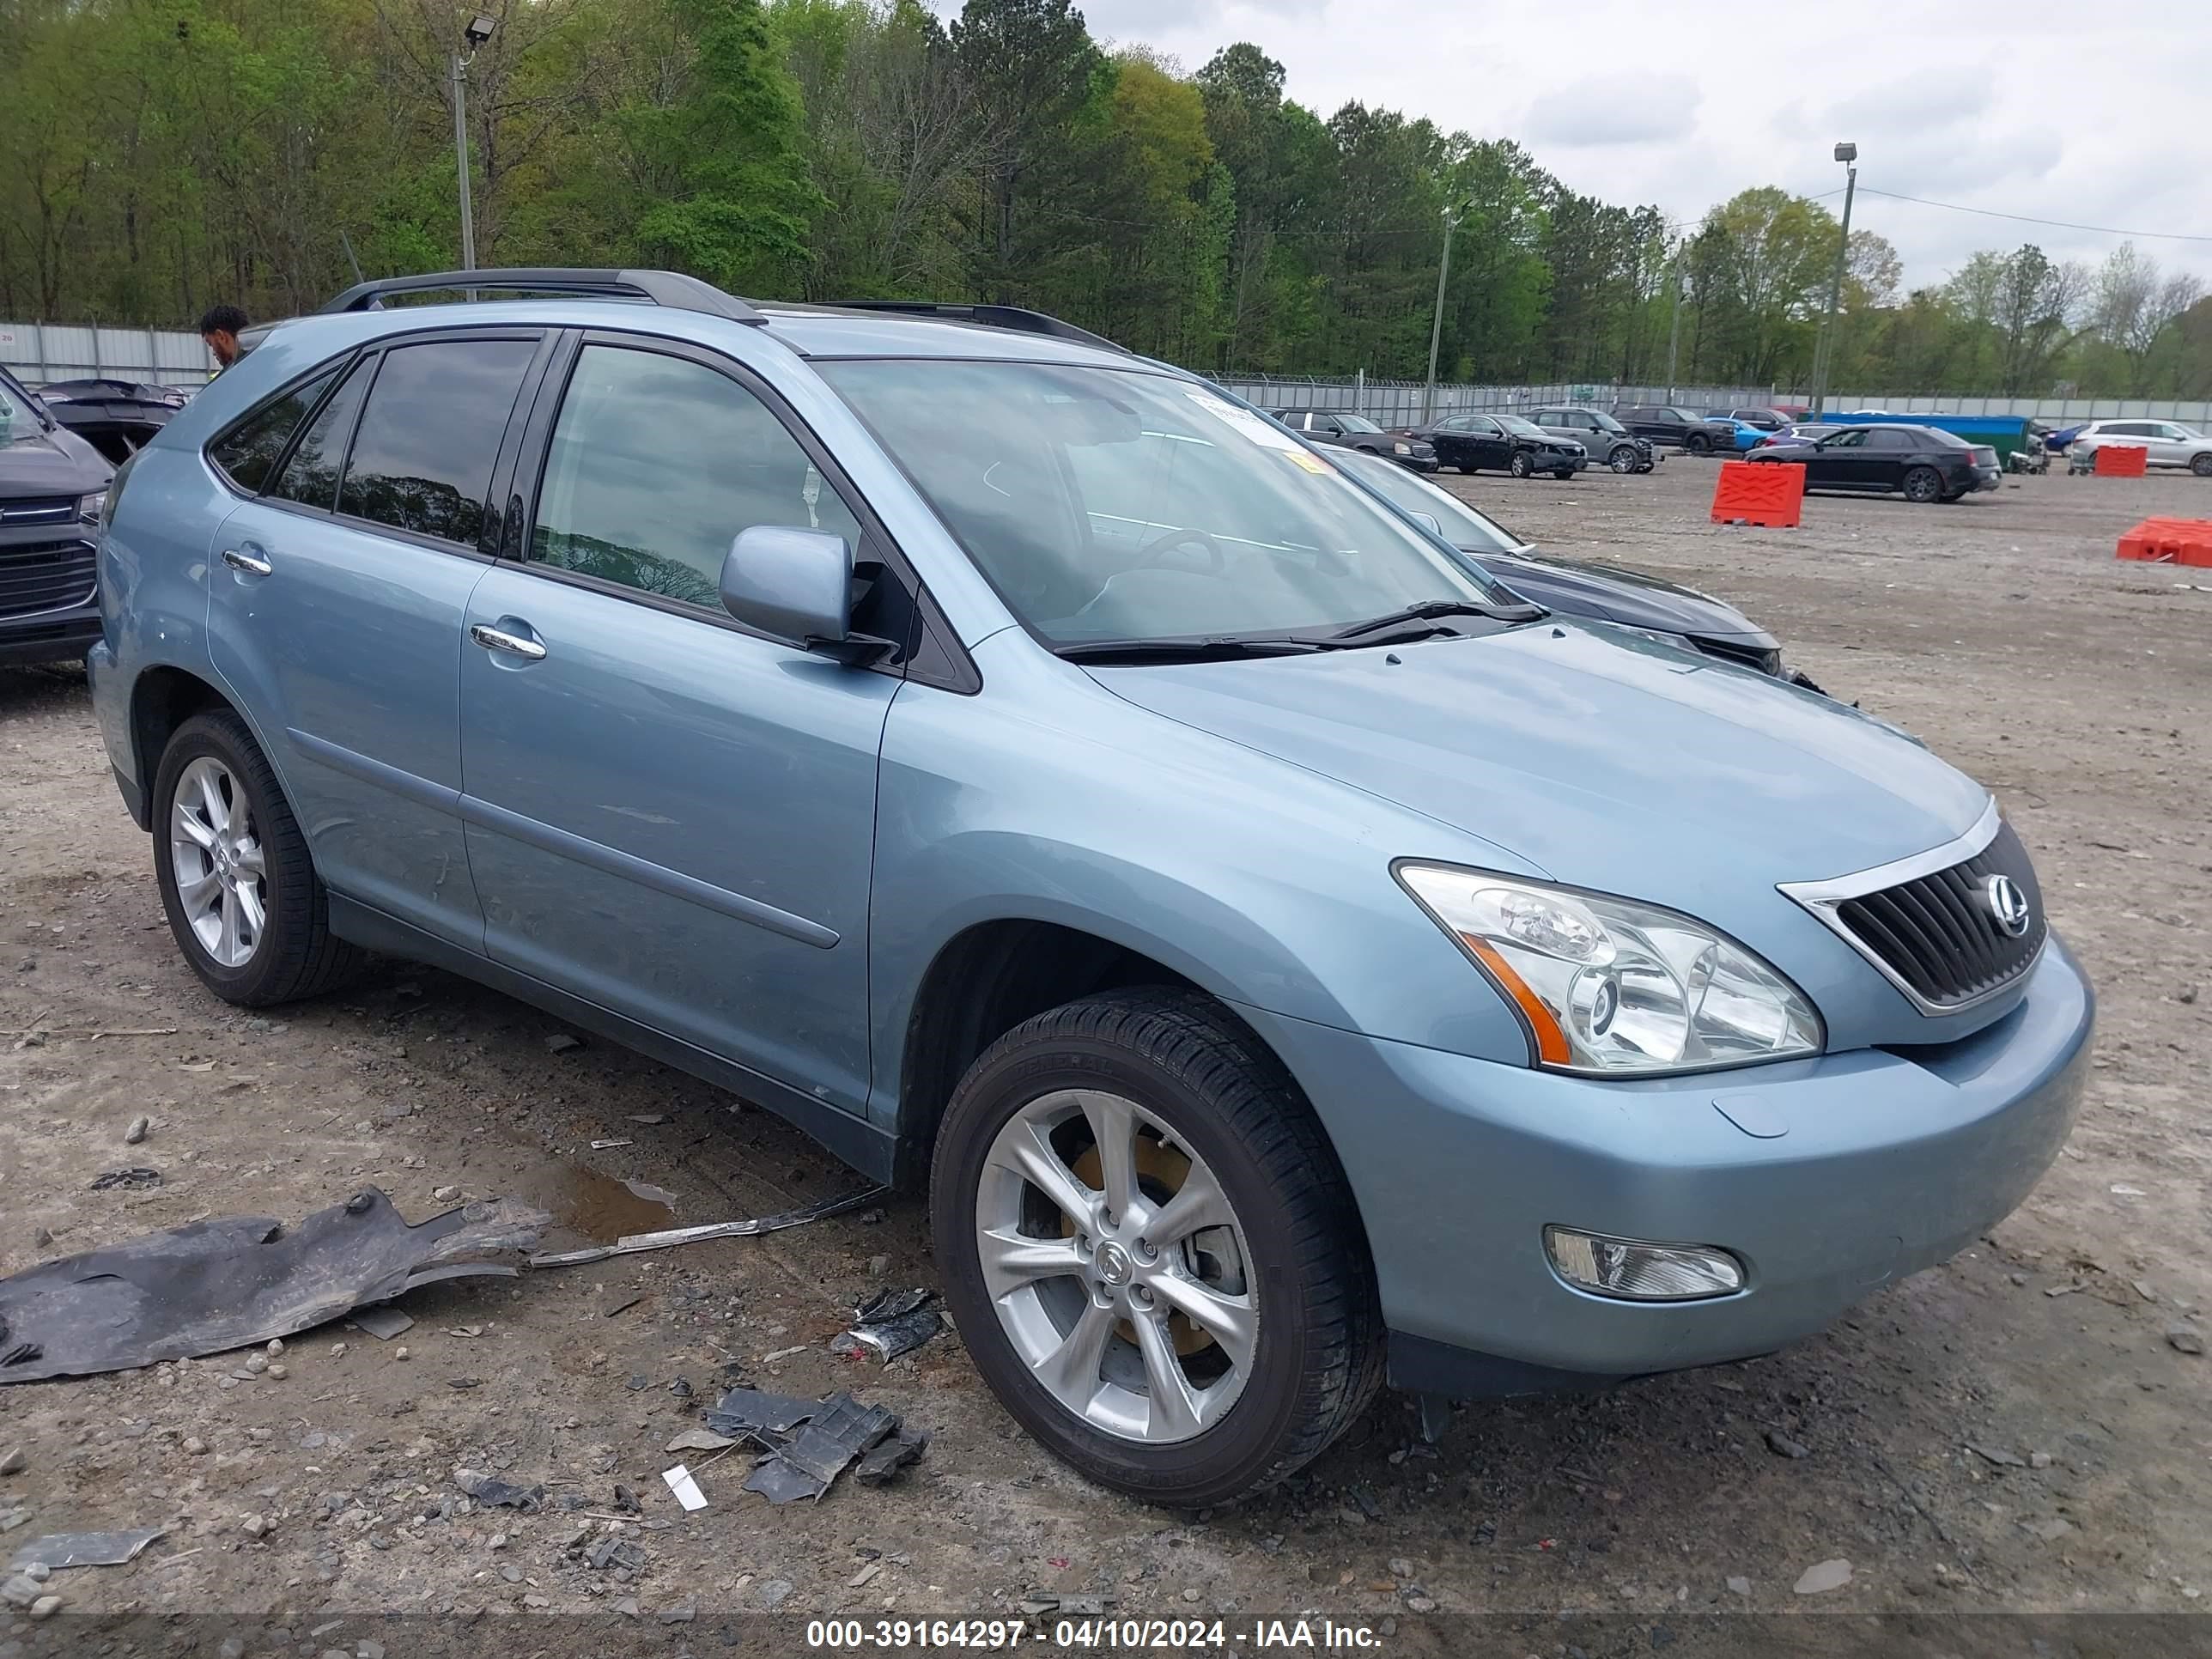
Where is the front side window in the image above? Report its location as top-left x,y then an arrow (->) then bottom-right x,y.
1499,417 -> 1547,438
1822,429 -> 1869,449
1334,414 -> 1384,434
339,339 -> 535,546
532,345 -> 862,611
209,367 -> 337,493
823,359 -> 1512,646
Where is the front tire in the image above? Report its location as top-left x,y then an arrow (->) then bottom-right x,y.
153,710 -> 360,1006
1686,434 -> 1712,456
1509,452 -> 1533,477
2191,453 -> 2212,477
1608,446 -> 1639,474
1903,465 -> 1943,503
931,988 -> 1383,1508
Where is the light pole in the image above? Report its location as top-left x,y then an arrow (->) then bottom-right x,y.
451,13 -> 496,271
1808,141 -> 1857,421
1662,256 -> 1684,399
1423,198 -> 1471,423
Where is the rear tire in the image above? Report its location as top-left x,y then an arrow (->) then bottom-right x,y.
1903,465 -> 1943,504
931,988 -> 1383,1508
2191,453 -> 2212,477
152,710 -> 360,1006
1509,453 -> 1533,478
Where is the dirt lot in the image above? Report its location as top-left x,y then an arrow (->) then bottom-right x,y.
2,459 -> 2208,1656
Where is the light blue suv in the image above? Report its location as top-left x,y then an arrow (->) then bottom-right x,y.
88,270 -> 2092,1507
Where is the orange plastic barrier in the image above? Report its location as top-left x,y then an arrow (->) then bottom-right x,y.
2094,444 -> 2148,477
1710,459 -> 1804,527
2117,517 -> 2212,568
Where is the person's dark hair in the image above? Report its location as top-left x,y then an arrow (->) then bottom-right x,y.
198,303 -> 249,337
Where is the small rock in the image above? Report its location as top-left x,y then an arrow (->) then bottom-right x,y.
183,1436 -> 208,1455
21,1565 -> 46,1584
1765,1431 -> 1811,1460
432,1185 -> 460,1202
268,1338 -> 285,1356
545,1033 -> 583,1054
1967,1444 -> 2024,1468
0,1576 -> 40,1608
1389,1557 -> 1414,1578
1406,1595 -> 1437,1613
1182,1587 -> 1201,1603
2166,1324 -> 2205,1356
2008,1272 -> 2027,1286
28,1595 -> 60,1621
241,1513 -> 270,1538
1793,1559 -> 1852,1595
501,1565 -> 522,1583
489,1532 -> 507,1551
757,1578 -> 793,1609
1727,1576 -> 1752,1596
331,1343 -> 348,1358
125,1115 -> 151,1145
393,1346 -> 410,1362
244,1353 -> 268,1376
614,1595 -> 641,1618
267,1363 -> 288,1381
2030,1452 -> 2053,1470
359,1644 -> 386,1659
0,1448 -> 24,1477
867,1255 -> 890,1277
220,1640 -> 246,1659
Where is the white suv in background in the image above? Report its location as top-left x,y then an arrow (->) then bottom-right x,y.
2070,420 -> 2212,476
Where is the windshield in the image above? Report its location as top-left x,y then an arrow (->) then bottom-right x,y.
1334,447 -> 1526,555
823,360 -> 1515,645
1585,411 -> 1626,434
1498,416 -> 1546,438
1334,412 -> 1384,434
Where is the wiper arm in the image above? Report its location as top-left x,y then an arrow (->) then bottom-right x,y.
1331,597 -> 1540,639
1054,635 -> 1327,664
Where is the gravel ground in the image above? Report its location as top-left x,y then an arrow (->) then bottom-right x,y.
1,459 -> 2208,1656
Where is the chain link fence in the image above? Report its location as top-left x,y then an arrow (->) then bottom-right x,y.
1210,374 -> 1778,424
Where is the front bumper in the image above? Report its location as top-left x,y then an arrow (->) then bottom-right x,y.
0,601 -> 100,666
1240,933 -> 2092,1393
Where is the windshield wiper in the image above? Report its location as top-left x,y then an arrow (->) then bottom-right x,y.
1332,597 -> 1542,639
1054,636 -> 1328,664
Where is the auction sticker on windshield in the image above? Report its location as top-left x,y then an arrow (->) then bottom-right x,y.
1184,389 -> 1304,453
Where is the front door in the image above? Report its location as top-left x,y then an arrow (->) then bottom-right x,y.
206,331 -> 547,949
459,337 -> 897,1115
1804,428 -> 1870,489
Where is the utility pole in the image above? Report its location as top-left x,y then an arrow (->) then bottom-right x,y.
1424,199 -> 1470,424
452,15 -> 496,271
1808,142 -> 1858,420
1663,258 -> 1684,400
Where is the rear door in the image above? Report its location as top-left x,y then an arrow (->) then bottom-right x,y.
206,330 -> 549,950
458,332 -> 902,1117
1863,427 -> 1919,489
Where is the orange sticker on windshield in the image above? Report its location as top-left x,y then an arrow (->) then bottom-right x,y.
1283,450 -> 1332,475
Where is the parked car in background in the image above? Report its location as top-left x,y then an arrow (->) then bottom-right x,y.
1526,406 -> 1657,473
35,377 -> 190,465
2066,420 -> 2212,476
1611,404 -> 1740,455
1407,411 -> 1586,477
1720,418 -> 1769,453
1271,408 -> 1438,471
88,268 -> 2093,1509
1705,408 -> 1790,432
1334,446 -> 1825,692
1746,424 -> 1999,502
1755,422 -> 1841,449
0,362 -> 111,665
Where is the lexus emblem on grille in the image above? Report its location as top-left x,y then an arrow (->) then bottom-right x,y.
1984,874 -> 2032,938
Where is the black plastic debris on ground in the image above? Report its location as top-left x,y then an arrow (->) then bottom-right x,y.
454,1471 -> 544,1513
0,1188 -> 550,1384
704,1386 -> 926,1504
88,1168 -> 161,1192
833,1287 -> 943,1364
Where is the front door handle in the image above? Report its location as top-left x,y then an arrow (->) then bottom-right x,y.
221,548 -> 273,577
470,622 -> 547,661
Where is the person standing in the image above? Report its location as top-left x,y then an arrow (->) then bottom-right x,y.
198,305 -> 249,373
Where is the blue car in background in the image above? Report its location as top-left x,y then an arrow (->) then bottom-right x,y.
87,267 -> 2093,1508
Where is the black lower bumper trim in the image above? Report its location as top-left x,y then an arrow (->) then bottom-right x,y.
1387,1329 -> 1629,1399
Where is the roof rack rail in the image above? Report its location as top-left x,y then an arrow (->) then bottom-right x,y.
319,268 -> 767,326
824,301 -> 1126,355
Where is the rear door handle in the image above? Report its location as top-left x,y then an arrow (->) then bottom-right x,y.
221,548 -> 273,576
470,622 -> 547,661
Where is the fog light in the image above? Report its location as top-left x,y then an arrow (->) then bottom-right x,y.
1545,1226 -> 1744,1301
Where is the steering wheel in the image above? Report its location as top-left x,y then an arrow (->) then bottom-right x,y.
1134,523 -> 1228,574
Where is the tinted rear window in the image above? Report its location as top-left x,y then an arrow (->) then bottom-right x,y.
209,368 -> 337,493
268,358 -> 370,511
338,340 -> 535,546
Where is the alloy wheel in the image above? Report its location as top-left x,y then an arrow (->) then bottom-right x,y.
1610,447 -> 1638,473
168,757 -> 268,968
975,1087 -> 1258,1444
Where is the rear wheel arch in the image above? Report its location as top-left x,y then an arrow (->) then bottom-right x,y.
129,667 -> 234,830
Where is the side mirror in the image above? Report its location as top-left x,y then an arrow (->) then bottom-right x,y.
720,526 -> 870,659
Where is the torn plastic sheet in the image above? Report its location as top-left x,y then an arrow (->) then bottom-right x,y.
0,1189 -> 549,1384
834,1287 -> 942,1363
528,1184 -> 889,1268
854,1428 -> 929,1486
9,1528 -> 167,1571
454,1471 -> 545,1512
705,1386 -> 924,1502
780,1395 -> 899,1486
701,1387 -> 822,1451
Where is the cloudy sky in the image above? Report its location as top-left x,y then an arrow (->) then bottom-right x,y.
938,0 -> 2212,292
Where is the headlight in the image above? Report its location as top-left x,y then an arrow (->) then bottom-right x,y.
78,490 -> 105,525
1395,864 -> 1822,1074
1393,441 -> 1411,456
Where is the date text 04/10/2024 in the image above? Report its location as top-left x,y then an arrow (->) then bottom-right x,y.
803,1618 -> 1388,1649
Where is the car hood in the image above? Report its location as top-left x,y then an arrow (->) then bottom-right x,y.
1090,623 -> 1986,914
0,413 -> 111,495
1473,551 -> 1777,647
